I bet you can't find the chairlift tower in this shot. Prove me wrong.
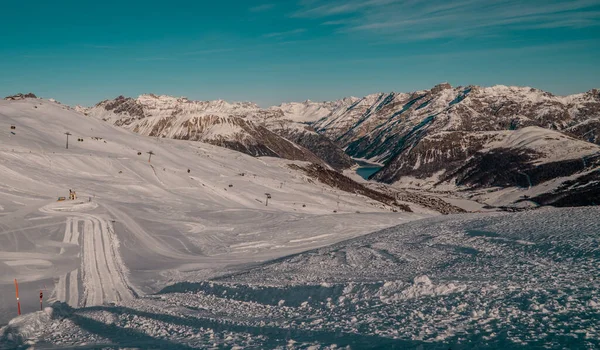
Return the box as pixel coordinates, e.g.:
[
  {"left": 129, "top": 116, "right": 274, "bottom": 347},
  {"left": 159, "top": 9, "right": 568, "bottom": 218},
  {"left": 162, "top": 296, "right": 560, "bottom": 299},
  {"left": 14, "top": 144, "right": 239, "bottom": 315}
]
[{"left": 64, "top": 132, "right": 72, "bottom": 149}]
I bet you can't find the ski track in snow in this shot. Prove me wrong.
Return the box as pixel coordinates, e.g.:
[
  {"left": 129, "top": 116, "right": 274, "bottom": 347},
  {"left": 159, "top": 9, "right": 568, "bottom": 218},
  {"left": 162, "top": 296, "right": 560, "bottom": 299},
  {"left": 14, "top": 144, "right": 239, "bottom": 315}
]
[
  {"left": 80, "top": 214, "right": 135, "bottom": 307},
  {"left": 46, "top": 203, "right": 135, "bottom": 308}
]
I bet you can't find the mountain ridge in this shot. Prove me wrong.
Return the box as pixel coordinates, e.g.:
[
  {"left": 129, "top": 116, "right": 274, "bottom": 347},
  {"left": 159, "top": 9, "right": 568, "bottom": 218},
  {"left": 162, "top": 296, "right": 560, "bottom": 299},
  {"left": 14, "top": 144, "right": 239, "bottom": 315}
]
[
  {"left": 80, "top": 94, "right": 336, "bottom": 168},
  {"left": 8, "top": 83, "right": 599, "bottom": 208}
]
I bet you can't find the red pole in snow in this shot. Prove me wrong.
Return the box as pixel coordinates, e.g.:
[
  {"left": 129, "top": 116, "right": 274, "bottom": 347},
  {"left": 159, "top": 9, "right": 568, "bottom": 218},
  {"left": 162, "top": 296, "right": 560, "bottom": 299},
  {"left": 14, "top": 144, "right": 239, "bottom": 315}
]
[
  {"left": 40, "top": 290, "right": 43, "bottom": 311},
  {"left": 14, "top": 279, "right": 21, "bottom": 316}
]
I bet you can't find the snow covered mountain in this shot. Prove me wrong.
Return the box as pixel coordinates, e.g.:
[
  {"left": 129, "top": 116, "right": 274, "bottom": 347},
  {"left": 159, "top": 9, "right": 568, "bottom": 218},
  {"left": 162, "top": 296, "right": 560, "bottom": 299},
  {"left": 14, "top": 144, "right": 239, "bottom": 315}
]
[
  {"left": 83, "top": 94, "right": 354, "bottom": 170},
  {"left": 271, "top": 84, "right": 600, "bottom": 205},
  {"left": 271, "top": 97, "right": 360, "bottom": 123},
  {"left": 263, "top": 122, "right": 355, "bottom": 170},
  {"left": 70, "top": 84, "right": 600, "bottom": 205},
  {"left": 380, "top": 126, "right": 600, "bottom": 205},
  {"left": 1, "top": 95, "right": 599, "bottom": 349},
  {"left": 286, "top": 84, "right": 600, "bottom": 164}
]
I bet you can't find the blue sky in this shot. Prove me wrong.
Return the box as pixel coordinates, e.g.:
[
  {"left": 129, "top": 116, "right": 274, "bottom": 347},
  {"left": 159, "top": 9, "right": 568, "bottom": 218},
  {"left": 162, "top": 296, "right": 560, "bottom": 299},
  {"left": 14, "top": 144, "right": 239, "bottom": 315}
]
[{"left": 0, "top": 0, "right": 598, "bottom": 106}]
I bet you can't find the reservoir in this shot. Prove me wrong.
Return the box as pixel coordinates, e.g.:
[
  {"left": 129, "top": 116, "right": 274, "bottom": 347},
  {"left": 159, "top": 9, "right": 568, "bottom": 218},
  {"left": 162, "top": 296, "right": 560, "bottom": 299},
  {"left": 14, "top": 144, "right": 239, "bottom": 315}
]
[{"left": 355, "top": 160, "right": 383, "bottom": 180}]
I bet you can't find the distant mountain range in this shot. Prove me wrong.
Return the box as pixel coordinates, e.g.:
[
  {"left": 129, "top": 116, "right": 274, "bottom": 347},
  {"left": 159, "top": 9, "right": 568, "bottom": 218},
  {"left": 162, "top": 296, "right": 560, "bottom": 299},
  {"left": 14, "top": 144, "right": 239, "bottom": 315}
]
[
  {"left": 299, "top": 84, "right": 599, "bottom": 183},
  {"left": 78, "top": 94, "right": 355, "bottom": 170},
  {"left": 8, "top": 83, "right": 600, "bottom": 207}
]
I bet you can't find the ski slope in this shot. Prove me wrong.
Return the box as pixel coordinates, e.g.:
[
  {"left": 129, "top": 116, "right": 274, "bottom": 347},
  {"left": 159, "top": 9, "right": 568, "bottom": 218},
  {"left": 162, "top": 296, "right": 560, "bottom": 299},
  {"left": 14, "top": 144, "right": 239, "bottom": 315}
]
[
  {"left": 2, "top": 206, "right": 598, "bottom": 348},
  {"left": 39, "top": 202, "right": 136, "bottom": 308},
  {"left": 1, "top": 97, "right": 597, "bottom": 349},
  {"left": 0, "top": 97, "right": 426, "bottom": 326}
]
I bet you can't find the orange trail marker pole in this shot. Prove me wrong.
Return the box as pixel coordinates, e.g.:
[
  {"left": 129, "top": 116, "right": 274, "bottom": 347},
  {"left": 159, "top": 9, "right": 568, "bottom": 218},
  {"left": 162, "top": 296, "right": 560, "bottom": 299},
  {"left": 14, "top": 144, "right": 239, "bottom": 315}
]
[{"left": 14, "top": 279, "right": 21, "bottom": 316}]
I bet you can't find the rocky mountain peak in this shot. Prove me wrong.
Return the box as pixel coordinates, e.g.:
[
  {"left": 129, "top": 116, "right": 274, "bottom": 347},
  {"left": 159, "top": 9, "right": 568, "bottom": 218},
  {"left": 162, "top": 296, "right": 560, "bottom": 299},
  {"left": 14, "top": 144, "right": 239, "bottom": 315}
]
[
  {"left": 430, "top": 82, "right": 452, "bottom": 94},
  {"left": 4, "top": 93, "right": 37, "bottom": 100},
  {"left": 587, "top": 88, "right": 600, "bottom": 98}
]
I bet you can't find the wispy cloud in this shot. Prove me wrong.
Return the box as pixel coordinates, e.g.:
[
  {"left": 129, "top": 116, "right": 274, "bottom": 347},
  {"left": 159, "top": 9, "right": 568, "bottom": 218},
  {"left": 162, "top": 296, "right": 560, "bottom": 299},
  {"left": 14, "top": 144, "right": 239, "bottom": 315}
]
[
  {"left": 292, "top": 0, "right": 396, "bottom": 17},
  {"left": 250, "top": 3, "right": 275, "bottom": 12},
  {"left": 134, "top": 48, "right": 234, "bottom": 62},
  {"left": 293, "top": 0, "right": 600, "bottom": 39},
  {"left": 322, "top": 19, "right": 348, "bottom": 26},
  {"left": 263, "top": 28, "right": 306, "bottom": 38}
]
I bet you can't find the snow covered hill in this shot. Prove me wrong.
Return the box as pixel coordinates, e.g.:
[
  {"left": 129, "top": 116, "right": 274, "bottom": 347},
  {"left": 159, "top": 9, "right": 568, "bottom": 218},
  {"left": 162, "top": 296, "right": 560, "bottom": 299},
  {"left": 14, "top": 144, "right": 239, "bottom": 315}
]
[
  {"left": 83, "top": 94, "right": 355, "bottom": 170},
  {"left": 0, "top": 96, "right": 433, "bottom": 327}
]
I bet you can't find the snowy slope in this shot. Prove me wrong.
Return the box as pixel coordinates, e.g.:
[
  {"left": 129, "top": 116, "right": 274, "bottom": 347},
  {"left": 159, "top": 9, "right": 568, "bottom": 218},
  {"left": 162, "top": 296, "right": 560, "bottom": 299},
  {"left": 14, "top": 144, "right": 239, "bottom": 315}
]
[
  {"left": 306, "top": 84, "right": 600, "bottom": 163},
  {"left": 271, "top": 85, "right": 600, "bottom": 176},
  {"left": 0, "top": 97, "right": 429, "bottom": 326},
  {"left": 81, "top": 84, "right": 600, "bottom": 175},
  {"left": 2, "top": 206, "right": 598, "bottom": 348},
  {"left": 84, "top": 94, "right": 356, "bottom": 170},
  {"left": 382, "top": 126, "right": 599, "bottom": 182},
  {"left": 272, "top": 97, "right": 360, "bottom": 123},
  {"left": 83, "top": 95, "right": 329, "bottom": 166},
  {"left": 379, "top": 127, "right": 600, "bottom": 207},
  {"left": 483, "top": 126, "right": 598, "bottom": 163}
]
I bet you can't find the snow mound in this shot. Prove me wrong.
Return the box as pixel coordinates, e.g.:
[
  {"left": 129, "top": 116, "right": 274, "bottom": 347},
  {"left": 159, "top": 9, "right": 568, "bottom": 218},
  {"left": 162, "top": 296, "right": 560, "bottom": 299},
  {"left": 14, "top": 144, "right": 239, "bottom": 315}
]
[
  {"left": 0, "top": 309, "right": 53, "bottom": 346},
  {"left": 393, "top": 275, "right": 466, "bottom": 301}
]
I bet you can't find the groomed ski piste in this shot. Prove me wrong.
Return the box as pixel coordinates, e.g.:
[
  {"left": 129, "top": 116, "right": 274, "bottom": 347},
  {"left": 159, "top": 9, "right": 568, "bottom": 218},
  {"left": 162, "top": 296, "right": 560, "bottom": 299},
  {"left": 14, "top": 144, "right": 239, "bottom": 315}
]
[{"left": 0, "top": 98, "right": 598, "bottom": 349}]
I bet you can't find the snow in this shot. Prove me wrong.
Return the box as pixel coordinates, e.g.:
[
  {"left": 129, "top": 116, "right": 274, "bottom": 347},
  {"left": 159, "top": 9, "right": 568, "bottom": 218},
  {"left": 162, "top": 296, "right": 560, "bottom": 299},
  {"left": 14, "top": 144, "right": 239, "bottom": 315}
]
[
  {"left": 273, "top": 101, "right": 333, "bottom": 123},
  {"left": 0, "top": 97, "right": 598, "bottom": 348},
  {"left": 484, "top": 126, "right": 599, "bottom": 163},
  {"left": 0, "top": 97, "right": 425, "bottom": 324},
  {"left": 2, "top": 206, "right": 598, "bottom": 348},
  {"left": 84, "top": 94, "right": 278, "bottom": 148},
  {"left": 273, "top": 96, "right": 363, "bottom": 124},
  {"left": 413, "top": 190, "right": 493, "bottom": 213},
  {"left": 134, "top": 94, "right": 261, "bottom": 116}
]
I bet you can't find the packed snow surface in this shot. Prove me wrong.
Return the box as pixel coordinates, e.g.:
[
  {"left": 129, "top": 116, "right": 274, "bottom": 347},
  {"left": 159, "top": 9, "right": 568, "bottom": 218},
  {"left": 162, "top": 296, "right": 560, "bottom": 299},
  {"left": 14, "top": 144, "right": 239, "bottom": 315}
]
[{"left": 2, "top": 207, "right": 598, "bottom": 349}]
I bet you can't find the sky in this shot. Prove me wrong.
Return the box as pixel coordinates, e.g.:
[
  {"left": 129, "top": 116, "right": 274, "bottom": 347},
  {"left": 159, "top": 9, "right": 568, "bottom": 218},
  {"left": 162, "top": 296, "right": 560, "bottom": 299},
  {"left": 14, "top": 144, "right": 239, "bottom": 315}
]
[{"left": 0, "top": 0, "right": 599, "bottom": 107}]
